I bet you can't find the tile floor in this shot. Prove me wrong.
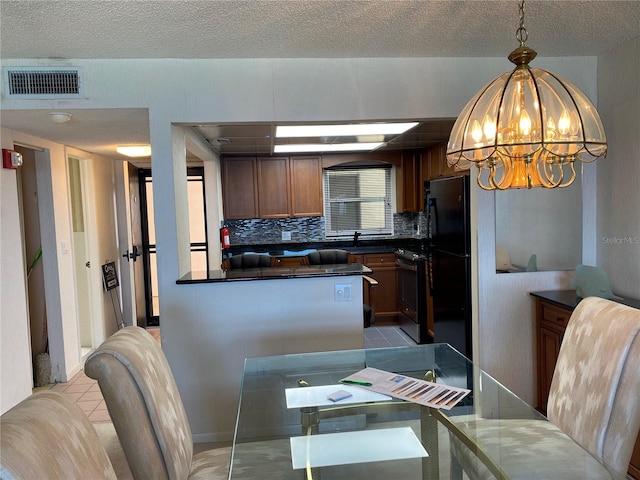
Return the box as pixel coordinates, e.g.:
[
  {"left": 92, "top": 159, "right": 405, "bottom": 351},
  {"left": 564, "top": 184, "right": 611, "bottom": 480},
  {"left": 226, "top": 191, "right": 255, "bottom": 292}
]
[
  {"left": 41, "top": 327, "right": 161, "bottom": 424},
  {"left": 364, "top": 325, "right": 417, "bottom": 348},
  {"left": 45, "top": 325, "right": 413, "bottom": 424}
]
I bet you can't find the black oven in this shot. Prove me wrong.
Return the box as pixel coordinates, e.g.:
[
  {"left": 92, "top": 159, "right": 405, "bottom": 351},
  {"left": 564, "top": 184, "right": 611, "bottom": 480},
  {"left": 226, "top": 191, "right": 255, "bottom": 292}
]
[{"left": 396, "top": 249, "right": 430, "bottom": 344}]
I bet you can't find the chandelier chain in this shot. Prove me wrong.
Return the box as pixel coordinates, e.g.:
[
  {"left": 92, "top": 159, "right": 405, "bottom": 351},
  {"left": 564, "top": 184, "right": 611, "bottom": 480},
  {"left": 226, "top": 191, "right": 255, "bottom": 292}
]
[{"left": 516, "top": 0, "right": 528, "bottom": 45}]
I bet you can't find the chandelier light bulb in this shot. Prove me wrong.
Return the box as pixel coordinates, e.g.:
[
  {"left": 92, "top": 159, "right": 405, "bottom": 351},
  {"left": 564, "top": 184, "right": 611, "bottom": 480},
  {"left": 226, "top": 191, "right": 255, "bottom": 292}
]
[
  {"left": 519, "top": 109, "right": 532, "bottom": 136},
  {"left": 483, "top": 116, "right": 497, "bottom": 142},
  {"left": 558, "top": 110, "right": 571, "bottom": 135},
  {"left": 471, "top": 120, "right": 483, "bottom": 144}
]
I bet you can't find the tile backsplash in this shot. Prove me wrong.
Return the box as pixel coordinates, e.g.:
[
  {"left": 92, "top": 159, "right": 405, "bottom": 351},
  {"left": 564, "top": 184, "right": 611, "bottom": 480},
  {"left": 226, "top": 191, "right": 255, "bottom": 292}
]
[{"left": 224, "top": 213, "right": 427, "bottom": 245}]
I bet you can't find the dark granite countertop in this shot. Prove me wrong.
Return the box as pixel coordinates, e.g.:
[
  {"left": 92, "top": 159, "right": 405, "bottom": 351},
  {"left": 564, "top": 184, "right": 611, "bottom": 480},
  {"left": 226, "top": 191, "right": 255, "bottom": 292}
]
[
  {"left": 530, "top": 289, "right": 640, "bottom": 310},
  {"left": 177, "top": 263, "right": 372, "bottom": 284},
  {"left": 224, "top": 238, "right": 426, "bottom": 258}
]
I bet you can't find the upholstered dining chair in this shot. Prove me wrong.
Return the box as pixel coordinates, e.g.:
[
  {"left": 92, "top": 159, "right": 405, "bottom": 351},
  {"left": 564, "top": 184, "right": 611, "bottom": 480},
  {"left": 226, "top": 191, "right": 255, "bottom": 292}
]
[
  {"left": 450, "top": 296, "right": 640, "bottom": 479},
  {"left": 85, "top": 326, "right": 230, "bottom": 480},
  {"left": 221, "top": 253, "right": 274, "bottom": 270},
  {"left": 305, "top": 248, "right": 350, "bottom": 265},
  {"left": 1, "top": 390, "right": 118, "bottom": 480}
]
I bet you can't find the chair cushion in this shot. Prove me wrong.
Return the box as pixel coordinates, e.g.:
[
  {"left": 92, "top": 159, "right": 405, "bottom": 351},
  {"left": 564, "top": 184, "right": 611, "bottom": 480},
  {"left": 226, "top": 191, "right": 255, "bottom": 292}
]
[
  {"left": 94, "top": 422, "right": 135, "bottom": 480},
  {"left": 229, "top": 254, "right": 272, "bottom": 269},
  {"left": 85, "top": 326, "right": 193, "bottom": 480},
  {"left": 1, "top": 391, "right": 117, "bottom": 480},
  {"left": 188, "top": 446, "right": 231, "bottom": 479},
  {"left": 448, "top": 417, "right": 615, "bottom": 480},
  {"left": 307, "top": 249, "right": 349, "bottom": 265}
]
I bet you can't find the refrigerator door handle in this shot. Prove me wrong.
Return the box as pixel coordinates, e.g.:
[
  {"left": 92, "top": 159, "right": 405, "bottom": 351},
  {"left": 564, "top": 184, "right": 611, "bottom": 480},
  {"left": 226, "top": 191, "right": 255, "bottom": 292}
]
[
  {"left": 427, "top": 198, "right": 438, "bottom": 242},
  {"left": 426, "top": 253, "right": 435, "bottom": 295}
]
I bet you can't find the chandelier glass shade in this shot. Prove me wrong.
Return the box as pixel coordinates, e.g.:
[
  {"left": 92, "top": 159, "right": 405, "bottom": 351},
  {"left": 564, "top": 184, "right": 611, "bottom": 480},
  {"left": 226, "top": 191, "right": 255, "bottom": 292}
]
[{"left": 446, "top": 6, "right": 607, "bottom": 190}]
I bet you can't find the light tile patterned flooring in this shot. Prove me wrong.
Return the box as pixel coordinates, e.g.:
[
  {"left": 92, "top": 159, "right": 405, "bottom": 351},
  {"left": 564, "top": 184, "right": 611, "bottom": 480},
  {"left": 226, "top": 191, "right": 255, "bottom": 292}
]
[
  {"left": 45, "top": 326, "right": 412, "bottom": 424},
  {"left": 364, "top": 325, "right": 417, "bottom": 348},
  {"left": 40, "top": 327, "right": 161, "bottom": 424}
]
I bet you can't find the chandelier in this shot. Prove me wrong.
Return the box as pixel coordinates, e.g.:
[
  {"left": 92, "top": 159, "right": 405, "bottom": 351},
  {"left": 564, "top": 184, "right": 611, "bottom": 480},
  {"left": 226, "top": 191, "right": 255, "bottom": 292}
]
[{"left": 446, "top": 0, "right": 607, "bottom": 190}]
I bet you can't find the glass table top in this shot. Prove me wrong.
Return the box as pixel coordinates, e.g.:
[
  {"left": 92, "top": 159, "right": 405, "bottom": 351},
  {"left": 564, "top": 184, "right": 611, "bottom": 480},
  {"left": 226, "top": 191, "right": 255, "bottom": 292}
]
[{"left": 229, "top": 344, "right": 623, "bottom": 479}]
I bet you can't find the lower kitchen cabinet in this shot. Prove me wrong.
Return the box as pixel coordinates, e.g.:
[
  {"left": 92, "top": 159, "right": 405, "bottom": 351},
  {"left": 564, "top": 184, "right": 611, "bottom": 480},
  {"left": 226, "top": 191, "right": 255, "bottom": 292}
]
[
  {"left": 363, "top": 253, "right": 398, "bottom": 324},
  {"left": 532, "top": 292, "right": 640, "bottom": 479}
]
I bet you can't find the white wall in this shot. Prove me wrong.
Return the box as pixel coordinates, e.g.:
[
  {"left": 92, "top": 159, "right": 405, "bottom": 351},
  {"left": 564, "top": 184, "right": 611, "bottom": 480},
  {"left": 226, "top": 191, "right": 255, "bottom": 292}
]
[
  {"left": 1, "top": 56, "right": 601, "bottom": 426},
  {"left": 0, "top": 129, "right": 125, "bottom": 412},
  {"left": 597, "top": 36, "right": 640, "bottom": 299},
  {"left": 0, "top": 141, "right": 32, "bottom": 413}
]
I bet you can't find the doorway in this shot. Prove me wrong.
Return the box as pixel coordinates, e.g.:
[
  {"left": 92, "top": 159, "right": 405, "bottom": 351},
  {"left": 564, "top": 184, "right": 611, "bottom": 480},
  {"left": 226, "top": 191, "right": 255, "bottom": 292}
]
[
  {"left": 17, "top": 145, "right": 47, "bottom": 383},
  {"left": 68, "top": 155, "right": 96, "bottom": 357},
  {"left": 138, "top": 166, "right": 209, "bottom": 327}
]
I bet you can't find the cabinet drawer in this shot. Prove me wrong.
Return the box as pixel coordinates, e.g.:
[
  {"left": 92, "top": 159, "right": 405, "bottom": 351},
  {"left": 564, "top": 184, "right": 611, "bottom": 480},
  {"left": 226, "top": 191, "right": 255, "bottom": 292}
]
[
  {"left": 363, "top": 253, "right": 396, "bottom": 267},
  {"left": 272, "top": 256, "right": 305, "bottom": 267},
  {"left": 540, "top": 302, "right": 572, "bottom": 330}
]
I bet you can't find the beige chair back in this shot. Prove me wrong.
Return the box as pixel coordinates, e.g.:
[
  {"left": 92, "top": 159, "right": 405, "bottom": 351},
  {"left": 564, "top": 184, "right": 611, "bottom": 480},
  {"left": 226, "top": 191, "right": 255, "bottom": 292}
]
[
  {"left": 1, "top": 391, "right": 117, "bottom": 480},
  {"left": 548, "top": 296, "right": 640, "bottom": 474},
  {"left": 85, "top": 326, "right": 193, "bottom": 480}
]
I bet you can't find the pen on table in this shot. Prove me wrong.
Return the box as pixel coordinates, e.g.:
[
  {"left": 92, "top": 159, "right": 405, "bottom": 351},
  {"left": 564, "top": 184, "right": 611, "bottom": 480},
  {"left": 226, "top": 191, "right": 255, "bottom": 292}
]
[{"left": 340, "top": 380, "right": 373, "bottom": 386}]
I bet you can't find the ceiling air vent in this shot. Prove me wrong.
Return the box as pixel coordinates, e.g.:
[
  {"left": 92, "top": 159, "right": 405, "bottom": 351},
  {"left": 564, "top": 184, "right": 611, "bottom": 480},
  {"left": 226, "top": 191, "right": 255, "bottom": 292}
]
[{"left": 3, "top": 66, "right": 84, "bottom": 99}]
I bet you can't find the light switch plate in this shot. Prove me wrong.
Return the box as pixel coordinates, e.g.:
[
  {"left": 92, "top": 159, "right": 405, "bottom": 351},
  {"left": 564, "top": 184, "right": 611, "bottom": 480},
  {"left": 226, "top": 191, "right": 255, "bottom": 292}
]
[{"left": 334, "top": 284, "right": 352, "bottom": 302}]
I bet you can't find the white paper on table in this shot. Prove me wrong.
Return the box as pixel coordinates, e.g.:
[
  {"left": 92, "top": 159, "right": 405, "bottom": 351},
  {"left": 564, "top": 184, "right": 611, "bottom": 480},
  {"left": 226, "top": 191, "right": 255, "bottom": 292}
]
[
  {"left": 290, "top": 427, "right": 428, "bottom": 469},
  {"left": 341, "top": 367, "right": 471, "bottom": 410},
  {"left": 285, "top": 384, "right": 391, "bottom": 409}
]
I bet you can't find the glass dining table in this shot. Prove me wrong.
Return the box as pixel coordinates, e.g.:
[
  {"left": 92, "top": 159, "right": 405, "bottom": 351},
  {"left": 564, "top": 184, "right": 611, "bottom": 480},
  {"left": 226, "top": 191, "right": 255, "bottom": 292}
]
[{"left": 229, "top": 344, "right": 623, "bottom": 479}]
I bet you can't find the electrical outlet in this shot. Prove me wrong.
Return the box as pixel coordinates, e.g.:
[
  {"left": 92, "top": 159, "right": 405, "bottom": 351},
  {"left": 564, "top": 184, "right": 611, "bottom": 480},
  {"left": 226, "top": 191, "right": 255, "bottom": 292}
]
[
  {"left": 282, "top": 231, "right": 292, "bottom": 241},
  {"left": 334, "top": 283, "right": 352, "bottom": 302}
]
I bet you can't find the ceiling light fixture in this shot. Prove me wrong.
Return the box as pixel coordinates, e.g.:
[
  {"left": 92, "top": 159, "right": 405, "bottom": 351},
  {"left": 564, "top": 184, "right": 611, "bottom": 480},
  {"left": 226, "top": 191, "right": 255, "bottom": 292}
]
[
  {"left": 49, "top": 112, "right": 72, "bottom": 123},
  {"left": 116, "top": 145, "right": 151, "bottom": 157},
  {"left": 274, "top": 143, "right": 384, "bottom": 153},
  {"left": 446, "top": 0, "right": 607, "bottom": 190},
  {"left": 275, "top": 122, "right": 418, "bottom": 138}
]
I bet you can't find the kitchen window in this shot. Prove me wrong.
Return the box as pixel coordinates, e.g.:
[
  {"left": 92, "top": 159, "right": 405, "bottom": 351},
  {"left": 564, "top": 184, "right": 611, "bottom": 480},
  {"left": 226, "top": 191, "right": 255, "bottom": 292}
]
[{"left": 324, "top": 165, "right": 392, "bottom": 237}]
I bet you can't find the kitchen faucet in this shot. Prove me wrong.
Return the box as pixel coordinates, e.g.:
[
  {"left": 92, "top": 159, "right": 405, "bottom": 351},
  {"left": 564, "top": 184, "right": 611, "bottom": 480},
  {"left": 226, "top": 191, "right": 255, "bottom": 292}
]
[{"left": 353, "top": 231, "right": 361, "bottom": 246}]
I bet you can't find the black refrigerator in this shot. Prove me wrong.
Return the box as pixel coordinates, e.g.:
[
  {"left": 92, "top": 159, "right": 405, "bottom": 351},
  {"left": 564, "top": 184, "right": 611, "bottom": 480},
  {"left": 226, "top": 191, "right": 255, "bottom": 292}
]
[{"left": 426, "top": 176, "right": 472, "bottom": 359}]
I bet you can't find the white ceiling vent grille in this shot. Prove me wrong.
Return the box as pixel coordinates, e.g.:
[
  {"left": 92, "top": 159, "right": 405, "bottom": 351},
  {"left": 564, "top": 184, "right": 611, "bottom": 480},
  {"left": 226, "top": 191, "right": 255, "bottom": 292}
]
[{"left": 3, "top": 67, "right": 84, "bottom": 99}]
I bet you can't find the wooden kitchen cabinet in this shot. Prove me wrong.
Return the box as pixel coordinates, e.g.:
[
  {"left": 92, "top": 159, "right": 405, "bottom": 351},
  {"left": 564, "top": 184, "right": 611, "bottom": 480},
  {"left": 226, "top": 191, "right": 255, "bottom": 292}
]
[
  {"left": 426, "top": 143, "right": 450, "bottom": 179},
  {"left": 363, "top": 253, "right": 398, "bottom": 324},
  {"left": 534, "top": 299, "right": 571, "bottom": 412},
  {"left": 257, "top": 157, "right": 290, "bottom": 218},
  {"left": 222, "top": 156, "right": 322, "bottom": 219},
  {"left": 290, "top": 156, "right": 322, "bottom": 217},
  {"left": 222, "top": 157, "right": 258, "bottom": 219},
  {"left": 399, "top": 150, "right": 422, "bottom": 213},
  {"left": 532, "top": 291, "right": 640, "bottom": 479}
]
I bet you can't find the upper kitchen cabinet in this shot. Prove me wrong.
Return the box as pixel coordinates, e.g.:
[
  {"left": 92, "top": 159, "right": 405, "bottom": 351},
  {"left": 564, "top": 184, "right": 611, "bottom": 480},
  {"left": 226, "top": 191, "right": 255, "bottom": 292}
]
[
  {"left": 290, "top": 156, "right": 323, "bottom": 217},
  {"left": 222, "top": 156, "right": 323, "bottom": 219},
  {"left": 257, "top": 157, "right": 290, "bottom": 218},
  {"left": 426, "top": 143, "right": 459, "bottom": 180},
  {"left": 399, "top": 150, "right": 422, "bottom": 213},
  {"left": 222, "top": 157, "right": 258, "bottom": 219}
]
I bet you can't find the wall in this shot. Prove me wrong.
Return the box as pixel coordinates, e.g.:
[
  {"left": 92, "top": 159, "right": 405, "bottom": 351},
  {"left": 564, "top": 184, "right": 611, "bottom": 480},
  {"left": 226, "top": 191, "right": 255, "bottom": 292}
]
[
  {"left": 1, "top": 56, "right": 600, "bottom": 429},
  {"left": 597, "top": 36, "right": 640, "bottom": 299},
  {"left": 0, "top": 128, "right": 125, "bottom": 412},
  {"left": 1, "top": 139, "right": 32, "bottom": 413}
]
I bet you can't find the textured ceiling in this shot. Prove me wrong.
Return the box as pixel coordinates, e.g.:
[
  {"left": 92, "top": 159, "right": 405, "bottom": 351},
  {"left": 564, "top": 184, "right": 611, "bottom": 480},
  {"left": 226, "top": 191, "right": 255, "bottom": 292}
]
[
  {"left": 1, "top": 1, "right": 638, "bottom": 164},
  {"left": 2, "top": 1, "right": 639, "bottom": 59}
]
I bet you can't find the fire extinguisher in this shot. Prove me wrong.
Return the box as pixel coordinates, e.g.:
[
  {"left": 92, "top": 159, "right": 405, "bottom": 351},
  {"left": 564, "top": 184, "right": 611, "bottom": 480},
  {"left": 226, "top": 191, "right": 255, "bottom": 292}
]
[{"left": 220, "top": 225, "right": 231, "bottom": 249}]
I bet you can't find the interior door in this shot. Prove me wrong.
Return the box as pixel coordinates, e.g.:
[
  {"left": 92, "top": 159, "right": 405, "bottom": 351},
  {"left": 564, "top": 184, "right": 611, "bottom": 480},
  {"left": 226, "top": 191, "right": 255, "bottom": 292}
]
[{"left": 128, "top": 163, "right": 146, "bottom": 327}]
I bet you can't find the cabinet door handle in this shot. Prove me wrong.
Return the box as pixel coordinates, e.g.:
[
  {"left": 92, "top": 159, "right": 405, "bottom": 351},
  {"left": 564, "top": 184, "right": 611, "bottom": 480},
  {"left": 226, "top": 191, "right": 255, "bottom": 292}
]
[{"left": 556, "top": 317, "right": 564, "bottom": 322}]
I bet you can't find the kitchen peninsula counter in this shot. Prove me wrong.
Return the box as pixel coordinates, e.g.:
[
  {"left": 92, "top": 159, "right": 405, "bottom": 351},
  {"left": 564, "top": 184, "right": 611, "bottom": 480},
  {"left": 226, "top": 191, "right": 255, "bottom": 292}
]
[{"left": 177, "top": 263, "right": 371, "bottom": 284}]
